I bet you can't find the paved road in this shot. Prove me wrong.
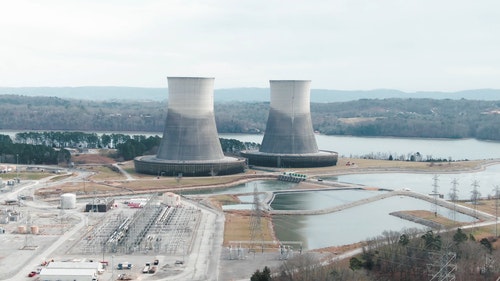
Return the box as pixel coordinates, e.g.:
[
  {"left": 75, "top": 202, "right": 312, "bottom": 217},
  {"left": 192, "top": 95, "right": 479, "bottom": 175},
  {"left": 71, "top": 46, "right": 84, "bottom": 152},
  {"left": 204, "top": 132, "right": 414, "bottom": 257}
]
[{"left": 156, "top": 199, "right": 223, "bottom": 281}]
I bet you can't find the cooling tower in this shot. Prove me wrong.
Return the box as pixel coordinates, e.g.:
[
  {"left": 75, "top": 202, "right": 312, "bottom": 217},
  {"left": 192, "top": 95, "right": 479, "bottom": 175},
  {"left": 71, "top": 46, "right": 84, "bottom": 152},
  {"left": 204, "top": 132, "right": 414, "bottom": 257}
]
[
  {"left": 241, "top": 80, "right": 338, "bottom": 168},
  {"left": 134, "top": 77, "right": 245, "bottom": 176},
  {"left": 260, "top": 80, "right": 318, "bottom": 154},
  {"left": 156, "top": 77, "right": 224, "bottom": 161}
]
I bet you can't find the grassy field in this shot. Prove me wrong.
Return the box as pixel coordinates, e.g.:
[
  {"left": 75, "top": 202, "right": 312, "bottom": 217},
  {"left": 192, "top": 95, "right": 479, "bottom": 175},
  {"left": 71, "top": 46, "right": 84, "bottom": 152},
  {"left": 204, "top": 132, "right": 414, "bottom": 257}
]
[
  {"left": 1, "top": 171, "right": 51, "bottom": 181},
  {"left": 294, "top": 158, "right": 487, "bottom": 177},
  {"left": 85, "top": 165, "right": 125, "bottom": 181},
  {"left": 399, "top": 210, "right": 464, "bottom": 228}
]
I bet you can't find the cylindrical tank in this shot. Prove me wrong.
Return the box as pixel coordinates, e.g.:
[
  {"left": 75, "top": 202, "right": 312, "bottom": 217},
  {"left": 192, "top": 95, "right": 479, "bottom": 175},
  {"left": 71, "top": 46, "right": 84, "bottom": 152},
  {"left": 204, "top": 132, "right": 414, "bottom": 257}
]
[
  {"left": 156, "top": 77, "right": 225, "bottom": 161},
  {"left": 30, "top": 225, "right": 39, "bottom": 234},
  {"left": 60, "top": 193, "right": 76, "bottom": 209},
  {"left": 260, "top": 80, "right": 319, "bottom": 154},
  {"left": 18, "top": 225, "right": 26, "bottom": 234}
]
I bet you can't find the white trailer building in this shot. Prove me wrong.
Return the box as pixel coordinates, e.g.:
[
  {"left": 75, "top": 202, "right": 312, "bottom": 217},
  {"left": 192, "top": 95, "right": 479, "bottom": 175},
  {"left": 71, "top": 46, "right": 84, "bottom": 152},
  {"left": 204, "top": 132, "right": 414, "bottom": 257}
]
[
  {"left": 38, "top": 268, "right": 98, "bottom": 281},
  {"left": 47, "top": 261, "right": 102, "bottom": 272}
]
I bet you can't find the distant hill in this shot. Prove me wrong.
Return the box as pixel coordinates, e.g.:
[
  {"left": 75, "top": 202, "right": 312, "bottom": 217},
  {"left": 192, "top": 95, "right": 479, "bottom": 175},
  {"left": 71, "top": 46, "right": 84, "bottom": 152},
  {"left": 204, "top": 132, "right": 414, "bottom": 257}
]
[{"left": 0, "top": 86, "right": 499, "bottom": 102}]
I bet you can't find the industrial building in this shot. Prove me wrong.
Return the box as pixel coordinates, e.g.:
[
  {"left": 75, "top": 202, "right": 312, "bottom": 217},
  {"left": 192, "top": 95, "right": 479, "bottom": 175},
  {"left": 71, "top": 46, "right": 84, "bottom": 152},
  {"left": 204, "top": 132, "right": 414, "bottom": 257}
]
[
  {"left": 85, "top": 198, "right": 115, "bottom": 212},
  {"left": 241, "top": 80, "right": 338, "bottom": 167},
  {"left": 38, "top": 261, "right": 102, "bottom": 281},
  {"left": 38, "top": 268, "right": 98, "bottom": 281},
  {"left": 134, "top": 77, "right": 246, "bottom": 176}
]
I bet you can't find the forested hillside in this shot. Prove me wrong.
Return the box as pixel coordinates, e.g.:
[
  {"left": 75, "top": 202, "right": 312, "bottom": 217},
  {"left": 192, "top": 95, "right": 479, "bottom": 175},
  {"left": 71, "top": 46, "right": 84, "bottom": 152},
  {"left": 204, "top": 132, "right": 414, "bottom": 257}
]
[
  {"left": 2, "top": 87, "right": 500, "bottom": 102},
  {"left": 1, "top": 95, "right": 499, "bottom": 140}
]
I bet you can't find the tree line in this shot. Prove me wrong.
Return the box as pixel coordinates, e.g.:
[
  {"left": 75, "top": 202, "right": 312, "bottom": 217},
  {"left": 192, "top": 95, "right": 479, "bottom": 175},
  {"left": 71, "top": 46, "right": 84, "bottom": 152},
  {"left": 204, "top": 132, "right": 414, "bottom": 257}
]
[
  {"left": 0, "top": 134, "right": 70, "bottom": 165},
  {"left": 1, "top": 95, "right": 499, "bottom": 140},
  {"left": 250, "top": 227, "right": 500, "bottom": 280},
  {"left": 1, "top": 131, "right": 259, "bottom": 163}
]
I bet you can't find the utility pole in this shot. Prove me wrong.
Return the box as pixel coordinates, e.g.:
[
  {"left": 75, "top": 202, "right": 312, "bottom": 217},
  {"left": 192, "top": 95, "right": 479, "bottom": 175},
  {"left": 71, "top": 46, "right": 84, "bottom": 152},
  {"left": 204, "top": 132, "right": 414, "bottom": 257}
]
[
  {"left": 471, "top": 179, "right": 481, "bottom": 229},
  {"left": 250, "top": 185, "right": 264, "bottom": 253},
  {"left": 431, "top": 175, "right": 440, "bottom": 217},
  {"left": 449, "top": 178, "right": 459, "bottom": 223}
]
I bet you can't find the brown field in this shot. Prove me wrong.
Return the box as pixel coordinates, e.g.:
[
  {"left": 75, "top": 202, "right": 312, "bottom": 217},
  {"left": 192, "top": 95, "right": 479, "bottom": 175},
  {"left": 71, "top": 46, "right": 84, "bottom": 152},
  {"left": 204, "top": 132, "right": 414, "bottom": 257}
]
[
  {"left": 462, "top": 199, "right": 500, "bottom": 216},
  {"left": 400, "top": 210, "right": 464, "bottom": 228},
  {"left": 294, "top": 158, "right": 489, "bottom": 177},
  {"left": 3, "top": 171, "right": 50, "bottom": 181},
  {"left": 223, "top": 211, "right": 276, "bottom": 247},
  {"left": 85, "top": 165, "right": 125, "bottom": 181},
  {"left": 211, "top": 194, "right": 240, "bottom": 207},
  {"left": 71, "top": 153, "right": 116, "bottom": 164},
  {"left": 49, "top": 173, "right": 74, "bottom": 181}
]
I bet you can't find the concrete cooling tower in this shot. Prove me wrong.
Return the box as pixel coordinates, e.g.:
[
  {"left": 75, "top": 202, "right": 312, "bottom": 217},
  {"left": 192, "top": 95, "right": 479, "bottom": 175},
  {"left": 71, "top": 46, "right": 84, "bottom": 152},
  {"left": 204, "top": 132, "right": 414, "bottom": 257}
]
[
  {"left": 241, "top": 80, "right": 338, "bottom": 168},
  {"left": 134, "top": 77, "right": 245, "bottom": 176},
  {"left": 260, "top": 80, "right": 318, "bottom": 154}
]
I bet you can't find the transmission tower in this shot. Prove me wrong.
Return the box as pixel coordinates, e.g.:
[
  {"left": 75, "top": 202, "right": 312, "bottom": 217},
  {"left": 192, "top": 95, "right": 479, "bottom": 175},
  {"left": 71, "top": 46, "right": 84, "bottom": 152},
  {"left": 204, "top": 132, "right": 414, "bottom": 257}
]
[
  {"left": 430, "top": 175, "right": 440, "bottom": 217},
  {"left": 449, "top": 178, "right": 459, "bottom": 223},
  {"left": 494, "top": 185, "right": 500, "bottom": 237},
  {"left": 23, "top": 211, "right": 35, "bottom": 249},
  {"left": 470, "top": 179, "right": 481, "bottom": 222},
  {"left": 428, "top": 250, "right": 457, "bottom": 281},
  {"left": 250, "top": 185, "right": 264, "bottom": 252}
]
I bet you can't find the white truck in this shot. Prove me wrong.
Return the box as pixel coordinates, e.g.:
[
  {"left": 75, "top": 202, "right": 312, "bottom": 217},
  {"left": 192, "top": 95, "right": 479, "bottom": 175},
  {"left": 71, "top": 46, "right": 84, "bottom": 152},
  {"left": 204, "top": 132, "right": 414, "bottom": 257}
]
[{"left": 142, "top": 262, "right": 151, "bottom": 273}]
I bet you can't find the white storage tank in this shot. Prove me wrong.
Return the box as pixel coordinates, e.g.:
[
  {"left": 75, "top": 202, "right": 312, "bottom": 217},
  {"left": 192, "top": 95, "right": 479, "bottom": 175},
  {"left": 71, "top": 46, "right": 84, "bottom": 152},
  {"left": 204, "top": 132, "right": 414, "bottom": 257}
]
[{"left": 60, "top": 193, "right": 76, "bottom": 209}]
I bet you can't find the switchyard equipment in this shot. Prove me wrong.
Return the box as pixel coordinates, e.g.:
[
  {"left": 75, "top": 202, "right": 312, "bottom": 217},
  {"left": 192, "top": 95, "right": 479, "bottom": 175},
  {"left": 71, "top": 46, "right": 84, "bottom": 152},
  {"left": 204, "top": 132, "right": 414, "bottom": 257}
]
[
  {"left": 85, "top": 198, "right": 115, "bottom": 212},
  {"left": 76, "top": 194, "right": 200, "bottom": 256}
]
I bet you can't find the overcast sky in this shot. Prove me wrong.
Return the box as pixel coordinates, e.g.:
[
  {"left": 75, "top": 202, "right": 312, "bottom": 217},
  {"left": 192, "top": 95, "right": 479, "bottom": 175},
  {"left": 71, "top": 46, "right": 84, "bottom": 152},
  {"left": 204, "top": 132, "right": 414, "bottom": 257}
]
[{"left": 1, "top": 0, "right": 499, "bottom": 91}]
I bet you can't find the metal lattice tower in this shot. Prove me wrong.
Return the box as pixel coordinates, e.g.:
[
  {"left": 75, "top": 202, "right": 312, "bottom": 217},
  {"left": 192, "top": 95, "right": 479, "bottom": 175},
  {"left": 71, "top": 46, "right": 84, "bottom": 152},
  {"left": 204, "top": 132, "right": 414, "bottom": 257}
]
[
  {"left": 493, "top": 185, "right": 500, "bottom": 237},
  {"left": 449, "top": 178, "right": 459, "bottom": 223},
  {"left": 23, "top": 211, "right": 35, "bottom": 249},
  {"left": 428, "top": 251, "right": 457, "bottom": 281},
  {"left": 431, "top": 175, "right": 440, "bottom": 216},
  {"left": 250, "top": 185, "right": 264, "bottom": 250},
  {"left": 471, "top": 179, "right": 481, "bottom": 222}
]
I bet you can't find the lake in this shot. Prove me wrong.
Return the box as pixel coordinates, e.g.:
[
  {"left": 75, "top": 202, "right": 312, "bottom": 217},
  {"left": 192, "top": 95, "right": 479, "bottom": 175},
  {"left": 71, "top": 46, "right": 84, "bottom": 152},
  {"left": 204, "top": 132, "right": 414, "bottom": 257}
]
[{"left": 220, "top": 133, "right": 500, "bottom": 161}]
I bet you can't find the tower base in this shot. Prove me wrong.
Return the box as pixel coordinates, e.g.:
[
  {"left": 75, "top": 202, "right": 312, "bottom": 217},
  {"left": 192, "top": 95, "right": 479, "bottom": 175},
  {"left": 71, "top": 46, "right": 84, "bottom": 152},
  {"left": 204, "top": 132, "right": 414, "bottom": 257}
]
[
  {"left": 134, "top": 155, "right": 246, "bottom": 177},
  {"left": 240, "top": 150, "right": 338, "bottom": 168}
]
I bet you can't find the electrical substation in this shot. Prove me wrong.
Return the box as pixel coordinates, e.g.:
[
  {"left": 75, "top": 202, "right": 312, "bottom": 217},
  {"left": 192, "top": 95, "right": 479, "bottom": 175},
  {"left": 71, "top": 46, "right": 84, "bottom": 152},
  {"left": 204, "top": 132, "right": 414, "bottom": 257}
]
[{"left": 75, "top": 193, "right": 200, "bottom": 256}]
